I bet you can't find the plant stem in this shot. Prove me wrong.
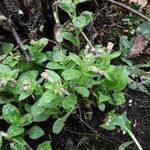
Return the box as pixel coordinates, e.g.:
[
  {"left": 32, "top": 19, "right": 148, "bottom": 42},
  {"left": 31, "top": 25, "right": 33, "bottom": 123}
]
[
  {"left": 73, "top": 7, "right": 80, "bottom": 49},
  {"left": 53, "top": 5, "right": 60, "bottom": 25},
  {"left": 0, "top": 131, "right": 9, "bottom": 139},
  {"left": 11, "top": 26, "right": 30, "bottom": 62},
  {"left": 125, "top": 127, "right": 143, "bottom": 150},
  {"left": 80, "top": 29, "right": 94, "bottom": 49},
  {"left": 65, "top": 107, "right": 75, "bottom": 119}
]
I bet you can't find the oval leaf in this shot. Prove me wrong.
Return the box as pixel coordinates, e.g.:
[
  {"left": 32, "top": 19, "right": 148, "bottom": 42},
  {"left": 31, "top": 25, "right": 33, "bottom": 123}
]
[
  {"left": 72, "top": 16, "right": 87, "bottom": 28},
  {"left": 28, "top": 125, "right": 45, "bottom": 140},
  {"left": 7, "top": 125, "right": 24, "bottom": 138},
  {"left": 37, "top": 141, "right": 52, "bottom": 150},
  {"left": 62, "top": 69, "right": 81, "bottom": 80},
  {"left": 2, "top": 104, "right": 20, "bottom": 125},
  {"left": 62, "top": 95, "right": 77, "bottom": 110},
  {"left": 53, "top": 117, "right": 65, "bottom": 134}
]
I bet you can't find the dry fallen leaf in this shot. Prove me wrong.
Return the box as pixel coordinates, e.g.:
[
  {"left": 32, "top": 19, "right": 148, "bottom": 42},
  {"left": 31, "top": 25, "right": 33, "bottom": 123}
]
[
  {"left": 128, "top": 34, "right": 148, "bottom": 58},
  {"left": 129, "top": 0, "right": 148, "bottom": 9}
]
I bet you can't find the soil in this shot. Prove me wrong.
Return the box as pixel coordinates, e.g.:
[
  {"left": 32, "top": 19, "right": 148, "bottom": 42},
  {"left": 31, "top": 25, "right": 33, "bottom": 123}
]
[
  {"left": 0, "top": 0, "right": 150, "bottom": 150},
  {"left": 24, "top": 89, "right": 150, "bottom": 150}
]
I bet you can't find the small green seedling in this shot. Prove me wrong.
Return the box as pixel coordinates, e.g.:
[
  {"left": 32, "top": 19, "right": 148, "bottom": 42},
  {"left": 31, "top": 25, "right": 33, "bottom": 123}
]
[{"left": 101, "top": 111, "right": 143, "bottom": 150}]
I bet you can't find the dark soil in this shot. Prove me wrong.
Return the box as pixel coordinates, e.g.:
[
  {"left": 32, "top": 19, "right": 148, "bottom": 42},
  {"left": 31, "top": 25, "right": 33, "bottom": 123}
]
[
  {"left": 0, "top": 0, "right": 150, "bottom": 150},
  {"left": 125, "top": 89, "right": 150, "bottom": 150},
  {"left": 24, "top": 89, "right": 150, "bottom": 150}
]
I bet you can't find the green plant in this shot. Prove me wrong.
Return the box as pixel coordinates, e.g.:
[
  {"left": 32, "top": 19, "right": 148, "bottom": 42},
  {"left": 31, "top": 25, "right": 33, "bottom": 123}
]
[
  {"left": 120, "top": 21, "right": 150, "bottom": 95},
  {"left": 0, "top": 0, "right": 143, "bottom": 149},
  {"left": 101, "top": 111, "right": 142, "bottom": 150}
]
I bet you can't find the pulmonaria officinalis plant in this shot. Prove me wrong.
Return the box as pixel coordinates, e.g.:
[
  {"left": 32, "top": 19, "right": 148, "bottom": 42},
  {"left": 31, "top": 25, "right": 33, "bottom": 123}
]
[{"left": 0, "top": 0, "right": 143, "bottom": 149}]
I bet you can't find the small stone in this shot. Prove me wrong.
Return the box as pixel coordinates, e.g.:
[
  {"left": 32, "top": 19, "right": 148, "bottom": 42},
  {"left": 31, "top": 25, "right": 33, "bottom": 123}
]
[{"left": 129, "top": 99, "right": 133, "bottom": 103}]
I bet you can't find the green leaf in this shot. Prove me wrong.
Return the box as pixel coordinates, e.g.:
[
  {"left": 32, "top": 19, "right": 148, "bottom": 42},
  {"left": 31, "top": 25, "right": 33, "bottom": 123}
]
[
  {"left": 112, "top": 92, "right": 125, "bottom": 105},
  {"left": 39, "top": 38, "right": 48, "bottom": 46},
  {"left": 3, "top": 56, "right": 19, "bottom": 67},
  {"left": 36, "top": 53, "right": 47, "bottom": 64},
  {"left": 61, "top": 32, "right": 79, "bottom": 47},
  {"left": 72, "top": 16, "right": 87, "bottom": 28},
  {"left": 103, "top": 112, "right": 144, "bottom": 150},
  {"left": 72, "top": 11, "right": 92, "bottom": 28},
  {"left": 101, "top": 111, "right": 131, "bottom": 132},
  {"left": 28, "top": 125, "right": 45, "bottom": 140},
  {"left": 49, "top": 97, "right": 61, "bottom": 108},
  {"left": 62, "top": 95, "right": 77, "bottom": 110},
  {"left": 2, "top": 104, "right": 20, "bottom": 125},
  {"left": 37, "top": 90, "right": 57, "bottom": 107},
  {"left": 110, "top": 51, "right": 121, "bottom": 59},
  {"left": 12, "top": 135, "right": 25, "bottom": 142},
  {"left": 52, "top": 50, "right": 66, "bottom": 62},
  {"left": 46, "top": 62, "right": 63, "bottom": 70},
  {"left": 2, "top": 43, "right": 14, "bottom": 54},
  {"left": 0, "top": 96, "right": 14, "bottom": 104},
  {"left": 20, "top": 70, "right": 38, "bottom": 80},
  {"left": 33, "top": 111, "right": 50, "bottom": 122},
  {"left": 10, "top": 142, "right": 26, "bottom": 150},
  {"left": 80, "top": 11, "right": 93, "bottom": 25},
  {"left": 19, "top": 93, "right": 31, "bottom": 101},
  {"left": 77, "top": 76, "right": 95, "bottom": 88},
  {"left": 53, "top": 117, "right": 65, "bottom": 134},
  {"left": 27, "top": 38, "right": 48, "bottom": 63},
  {"left": 31, "top": 106, "right": 45, "bottom": 118},
  {"left": 59, "top": 0, "right": 75, "bottom": 13},
  {"left": 98, "top": 92, "right": 110, "bottom": 103},
  {"left": 20, "top": 113, "right": 33, "bottom": 126},
  {"left": 37, "top": 141, "right": 52, "bottom": 150},
  {"left": 69, "top": 53, "right": 84, "bottom": 68},
  {"left": 120, "top": 36, "right": 132, "bottom": 50},
  {"left": 12, "top": 70, "right": 38, "bottom": 100},
  {"left": 0, "top": 64, "right": 11, "bottom": 73},
  {"left": 137, "top": 21, "right": 150, "bottom": 36},
  {"left": 105, "top": 67, "right": 129, "bottom": 92},
  {"left": 7, "top": 125, "right": 24, "bottom": 138},
  {"left": 98, "top": 103, "right": 105, "bottom": 112},
  {"left": 10, "top": 69, "right": 20, "bottom": 79},
  {"left": 31, "top": 107, "right": 50, "bottom": 122},
  {"left": 62, "top": 69, "right": 81, "bottom": 80},
  {"left": 75, "top": 87, "right": 89, "bottom": 97},
  {"left": 45, "top": 70, "right": 61, "bottom": 84},
  {"left": 97, "top": 93, "right": 109, "bottom": 111},
  {"left": 0, "top": 64, "right": 19, "bottom": 80}
]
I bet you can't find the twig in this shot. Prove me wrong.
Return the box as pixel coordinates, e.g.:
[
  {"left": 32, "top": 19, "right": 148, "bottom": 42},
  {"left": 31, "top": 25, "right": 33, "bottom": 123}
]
[
  {"left": 80, "top": 29, "right": 101, "bottom": 54},
  {"left": 94, "top": 0, "right": 99, "bottom": 8},
  {"left": 75, "top": 137, "right": 88, "bottom": 150},
  {"left": 13, "top": 39, "right": 29, "bottom": 51},
  {"left": 106, "top": 0, "right": 150, "bottom": 22},
  {"left": 48, "top": 39, "right": 73, "bottom": 52},
  {"left": 5, "top": 10, "right": 30, "bottom": 61},
  {"left": 25, "top": 143, "right": 34, "bottom": 150},
  {"left": 76, "top": 114, "right": 97, "bottom": 133},
  {"left": 48, "top": 39, "right": 59, "bottom": 45},
  {"left": 64, "top": 128, "right": 91, "bottom": 135},
  {"left": 80, "top": 29, "right": 94, "bottom": 49},
  {"left": 11, "top": 26, "right": 30, "bottom": 62}
]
